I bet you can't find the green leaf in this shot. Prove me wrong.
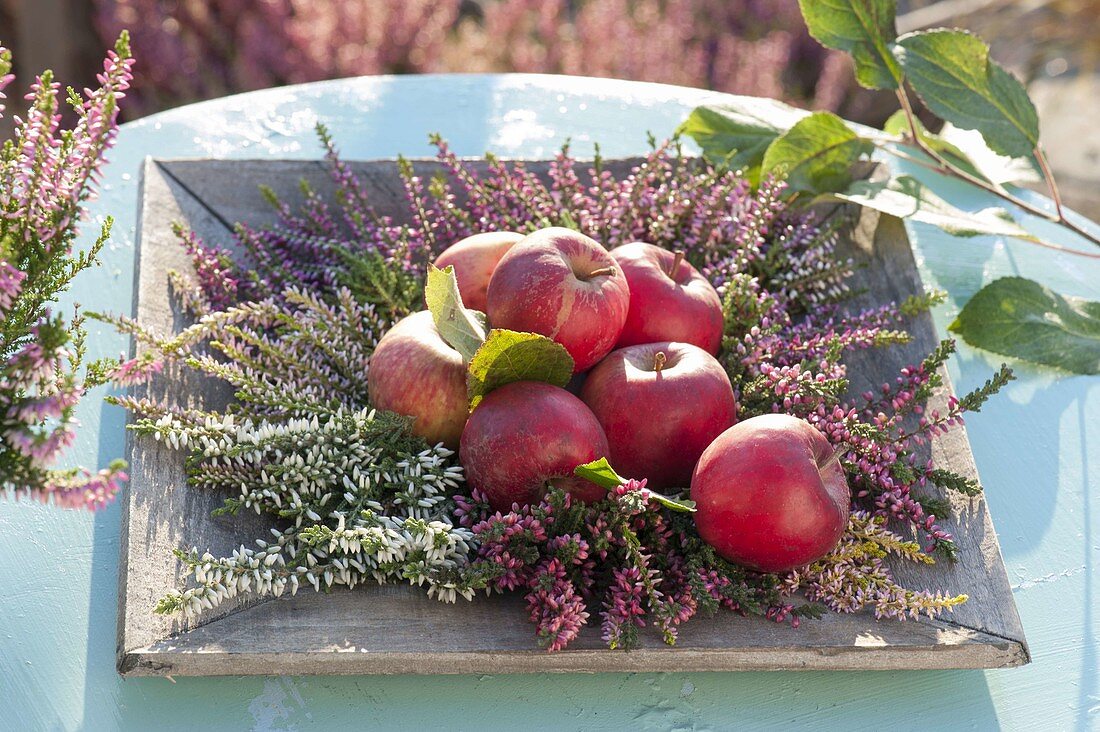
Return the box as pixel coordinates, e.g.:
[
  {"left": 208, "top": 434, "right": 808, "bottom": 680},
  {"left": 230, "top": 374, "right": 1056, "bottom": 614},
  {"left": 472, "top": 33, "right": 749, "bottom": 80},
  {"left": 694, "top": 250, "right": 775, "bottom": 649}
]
[
  {"left": 573, "top": 458, "right": 698, "bottom": 513},
  {"left": 761, "top": 111, "right": 873, "bottom": 193},
  {"left": 798, "top": 0, "right": 902, "bottom": 89},
  {"left": 642, "top": 491, "right": 697, "bottom": 513},
  {"left": 425, "top": 263, "right": 486, "bottom": 362},
  {"left": 466, "top": 329, "right": 574, "bottom": 409},
  {"left": 949, "top": 277, "right": 1100, "bottom": 374},
  {"left": 894, "top": 30, "right": 1040, "bottom": 159},
  {"left": 883, "top": 110, "right": 990, "bottom": 182},
  {"left": 573, "top": 457, "right": 627, "bottom": 491},
  {"left": 678, "top": 105, "right": 785, "bottom": 171},
  {"left": 937, "top": 124, "right": 1041, "bottom": 186},
  {"left": 828, "top": 175, "right": 1037, "bottom": 240}
]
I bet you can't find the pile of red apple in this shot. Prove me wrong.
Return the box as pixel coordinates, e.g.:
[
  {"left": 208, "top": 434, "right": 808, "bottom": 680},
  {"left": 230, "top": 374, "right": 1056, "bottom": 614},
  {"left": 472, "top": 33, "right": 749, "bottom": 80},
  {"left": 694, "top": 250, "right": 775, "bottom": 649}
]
[{"left": 369, "top": 228, "right": 850, "bottom": 573}]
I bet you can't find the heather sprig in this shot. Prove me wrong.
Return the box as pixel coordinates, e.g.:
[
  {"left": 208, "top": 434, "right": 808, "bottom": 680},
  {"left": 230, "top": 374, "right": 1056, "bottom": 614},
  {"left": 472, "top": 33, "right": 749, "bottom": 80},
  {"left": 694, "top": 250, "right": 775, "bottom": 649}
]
[
  {"left": 1, "top": 35, "right": 133, "bottom": 510},
  {"left": 107, "top": 129, "right": 1009, "bottom": 649},
  {"left": 149, "top": 407, "right": 474, "bottom": 617},
  {"left": 785, "top": 513, "right": 969, "bottom": 619}
]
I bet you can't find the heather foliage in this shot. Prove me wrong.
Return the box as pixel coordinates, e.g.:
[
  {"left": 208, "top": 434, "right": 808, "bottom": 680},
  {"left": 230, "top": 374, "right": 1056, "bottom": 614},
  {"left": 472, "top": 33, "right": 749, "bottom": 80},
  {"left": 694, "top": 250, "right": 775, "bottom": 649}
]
[
  {"left": 0, "top": 35, "right": 134, "bottom": 510},
  {"left": 92, "top": 0, "right": 851, "bottom": 117},
  {"left": 102, "top": 127, "right": 1007, "bottom": 649}
]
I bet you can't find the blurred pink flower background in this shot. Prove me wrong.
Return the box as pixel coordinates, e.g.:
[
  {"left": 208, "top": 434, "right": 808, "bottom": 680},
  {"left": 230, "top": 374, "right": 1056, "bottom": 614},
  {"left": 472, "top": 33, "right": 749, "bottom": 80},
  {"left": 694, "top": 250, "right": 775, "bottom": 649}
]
[{"left": 89, "top": 0, "right": 857, "bottom": 117}]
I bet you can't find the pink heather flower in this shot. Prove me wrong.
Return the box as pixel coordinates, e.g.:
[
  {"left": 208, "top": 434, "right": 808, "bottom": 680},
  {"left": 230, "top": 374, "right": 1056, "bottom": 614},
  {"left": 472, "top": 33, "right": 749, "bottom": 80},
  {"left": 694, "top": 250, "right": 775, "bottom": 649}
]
[
  {"left": 612, "top": 478, "right": 649, "bottom": 515},
  {"left": 6, "top": 423, "right": 77, "bottom": 466},
  {"left": 601, "top": 566, "right": 648, "bottom": 649},
  {"left": 36, "top": 464, "right": 128, "bottom": 511},
  {"left": 526, "top": 558, "right": 590, "bottom": 652},
  {"left": 2, "top": 37, "right": 131, "bottom": 512},
  {"left": 0, "top": 260, "right": 27, "bottom": 312},
  {"left": 2, "top": 340, "right": 58, "bottom": 391},
  {"left": 108, "top": 355, "right": 164, "bottom": 386},
  {"left": 7, "top": 389, "right": 80, "bottom": 423}
]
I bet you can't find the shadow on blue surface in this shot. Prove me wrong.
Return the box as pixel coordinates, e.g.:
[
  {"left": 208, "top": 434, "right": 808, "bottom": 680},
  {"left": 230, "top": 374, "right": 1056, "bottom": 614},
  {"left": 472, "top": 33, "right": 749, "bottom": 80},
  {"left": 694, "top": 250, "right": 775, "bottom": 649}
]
[{"left": 100, "top": 669, "right": 1000, "bottom": 731}]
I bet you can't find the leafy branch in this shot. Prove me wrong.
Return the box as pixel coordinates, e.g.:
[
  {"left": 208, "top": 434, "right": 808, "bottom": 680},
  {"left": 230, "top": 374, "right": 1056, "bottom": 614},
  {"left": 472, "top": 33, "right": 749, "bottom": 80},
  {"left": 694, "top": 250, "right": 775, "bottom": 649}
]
[
  {"left": 890, "top": 83, "right": 1099, "bottom": 253},
  {"left": 680, "top": 0, "right": 1100, "bottom": 374}
]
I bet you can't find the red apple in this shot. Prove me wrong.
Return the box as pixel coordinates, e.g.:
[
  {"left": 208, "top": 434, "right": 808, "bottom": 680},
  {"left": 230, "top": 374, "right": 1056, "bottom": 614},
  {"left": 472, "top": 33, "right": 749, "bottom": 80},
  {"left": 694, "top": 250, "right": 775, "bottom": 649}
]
[
  {"left": 580, "top": 342, "right": 736, "bottom": 491},
  {"left": 690, "top": 414, "right": 850, "bottom": 572},
  {"left": 367, "top": 310, "right": 468, "bottom": 449},
  {"left": 611, "top": 242, "right": 723, "bottom": 355},
  {"left": 460, "top": 381, "right": 609, "bottom": 511},
  {"left": 486, "top": 227, "right": 630, "bottom": 372},
  {"left": 433, "top": 231, "right": 524, "bottom": 311}
]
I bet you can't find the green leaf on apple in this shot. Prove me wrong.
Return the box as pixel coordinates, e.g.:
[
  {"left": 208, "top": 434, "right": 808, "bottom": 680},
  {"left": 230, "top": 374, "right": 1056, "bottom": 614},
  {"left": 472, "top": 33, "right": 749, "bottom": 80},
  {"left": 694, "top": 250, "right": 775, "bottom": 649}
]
[
  {"left": 894, "top": 29, "right": 1040, "bottom": 159},
  {"left": 825, "top": 175, "right": 1037, "bottom": 241},
  {"left": 761, "top": 111, "right": 873, "bottom": 194},
  {"left": 573, "top": 458, "right": 697, "bottom": 513},
  {"left": 949, "top": 276, "right": 1100, "bottom": 374},
  {"left": 466, "top": 329, "right": 574, "bottom": 410},
  {"left": 572, "top": 457, "right": 626, "bottom": 490},
  {"left": 797, "top": 0, "right": 902, "bottom": 90},
  {"left": 425, "top": 263, "right": 487, "bottom": 362}
]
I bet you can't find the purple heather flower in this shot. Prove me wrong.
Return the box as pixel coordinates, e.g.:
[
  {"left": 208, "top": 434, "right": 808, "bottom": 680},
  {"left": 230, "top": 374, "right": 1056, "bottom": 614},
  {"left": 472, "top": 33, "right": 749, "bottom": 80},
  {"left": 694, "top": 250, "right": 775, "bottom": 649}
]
[{"left": 0, "top": 261, "right": 27, "bottom": 312}]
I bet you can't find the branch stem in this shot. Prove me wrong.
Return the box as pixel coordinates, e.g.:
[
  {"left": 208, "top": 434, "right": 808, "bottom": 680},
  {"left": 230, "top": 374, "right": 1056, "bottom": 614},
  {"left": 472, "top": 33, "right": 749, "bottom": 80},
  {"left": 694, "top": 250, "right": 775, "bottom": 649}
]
[
  {"left": 1034, "top": 145, "right": 1065, "bottom": 220},
  {"left": 893, "top": 89, "right": 1100, "bottom": 250},
  {"left": 874, "top": 148, "right": 1100, "bottom": 259}
]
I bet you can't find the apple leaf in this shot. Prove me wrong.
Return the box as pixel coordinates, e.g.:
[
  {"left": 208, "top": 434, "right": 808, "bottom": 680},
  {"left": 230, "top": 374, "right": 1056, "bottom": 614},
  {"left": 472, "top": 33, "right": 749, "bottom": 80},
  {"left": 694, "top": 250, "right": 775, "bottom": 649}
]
[
  {"left": 827, "top": 175, "right": 1038, "bottom": 241},
  {"left": 425, "top": 263, "right": 487, "bottom": 362},
  {"left": 466, "top": 329, "right": 574, "bottom": 410},
  {"left": 949, "top": 277, "right": 1100, "bottom": 374},
  {"left": 678, "top": 104, "right": 786, "bottom": 172},
  {"left": 936, "top": 124, "right": 1041, "bottom": 186},
  {"left": 894, "top": 29, "right": 1040, "bottom": 159},
  {"left": 573, "top": 457, "right": 627, "bottom": 490},
  {"left": 882, "top": 110, "right": 990, "bottom": 182},
  {"left": 761, "top": 111, "right": 873, "bottom": 194},
  {"left": 573, "top": 458, "right": 698, "bottom": 513},
  {"left": 797, "top": 0, "right": 902, "bottom": 90},
  {"left": 641, "top": 492, "right": 697, "bottom": 513}
]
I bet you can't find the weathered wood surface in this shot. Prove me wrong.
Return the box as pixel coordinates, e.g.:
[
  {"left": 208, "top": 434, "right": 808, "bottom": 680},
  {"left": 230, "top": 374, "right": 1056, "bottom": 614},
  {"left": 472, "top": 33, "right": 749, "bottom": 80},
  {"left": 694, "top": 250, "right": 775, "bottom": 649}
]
[{"left": 117, "top": 157, "right": 1028, "bottom": 676}]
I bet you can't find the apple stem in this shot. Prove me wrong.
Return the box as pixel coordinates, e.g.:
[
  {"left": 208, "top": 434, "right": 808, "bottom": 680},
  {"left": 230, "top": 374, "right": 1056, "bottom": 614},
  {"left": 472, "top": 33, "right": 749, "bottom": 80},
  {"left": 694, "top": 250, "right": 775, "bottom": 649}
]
[
  {"left": 586, "top": 266, "right": 617, "bottom": 279},
  {"left": 653, "top": 351, "right": 667, "bottom": 372},
  {"left": 665, "top": 250, "right": 685, "bottom": 279}
]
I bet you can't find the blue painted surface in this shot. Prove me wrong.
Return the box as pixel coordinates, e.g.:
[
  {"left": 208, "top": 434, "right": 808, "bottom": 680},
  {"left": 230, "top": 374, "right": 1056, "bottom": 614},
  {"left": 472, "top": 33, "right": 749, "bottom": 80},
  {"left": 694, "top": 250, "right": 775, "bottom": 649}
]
[{"left": 0, "top": 74, "right": 1096, "bottom": 731}]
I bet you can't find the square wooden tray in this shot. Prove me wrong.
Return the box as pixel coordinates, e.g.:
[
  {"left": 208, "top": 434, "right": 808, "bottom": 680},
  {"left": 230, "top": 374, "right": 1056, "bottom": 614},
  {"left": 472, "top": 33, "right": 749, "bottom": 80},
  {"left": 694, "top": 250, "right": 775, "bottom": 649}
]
[{"left": 117, "top": 157, "right": 1029, "bottom": 676}]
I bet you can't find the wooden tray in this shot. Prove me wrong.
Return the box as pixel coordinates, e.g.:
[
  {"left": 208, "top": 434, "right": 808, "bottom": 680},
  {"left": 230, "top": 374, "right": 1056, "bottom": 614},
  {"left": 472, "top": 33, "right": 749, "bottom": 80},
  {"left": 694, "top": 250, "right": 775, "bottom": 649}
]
[{"left": 117, "top": 157, "right": 1029, "bottom": 676}]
